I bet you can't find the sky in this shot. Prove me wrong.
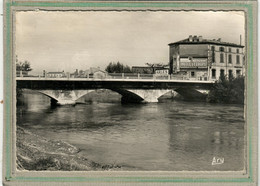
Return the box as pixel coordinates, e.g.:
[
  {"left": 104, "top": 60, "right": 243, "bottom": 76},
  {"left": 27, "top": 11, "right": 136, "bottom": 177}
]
[{"left": 15, "top": 11, "right": 245, "bottom": 75}]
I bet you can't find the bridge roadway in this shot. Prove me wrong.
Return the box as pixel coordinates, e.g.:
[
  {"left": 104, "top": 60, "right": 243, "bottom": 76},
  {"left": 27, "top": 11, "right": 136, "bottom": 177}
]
[{"left": 16, "top": 77, "right": 215, "bottom": 104}]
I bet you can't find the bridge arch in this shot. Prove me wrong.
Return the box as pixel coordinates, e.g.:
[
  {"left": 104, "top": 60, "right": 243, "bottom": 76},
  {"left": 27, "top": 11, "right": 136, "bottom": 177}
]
[
  {"left": 111, "top": 89, "right": 144, "bottom": 103},
  {"left": 174, "top": 87, "right": 208, "bottom": 100},
  {"left": 33, "top": 89, "right": 175, "bottom": 105},
  {"left": 20, "top": 88, "right": 210, "bottom": 105},
  {"left": 112, "top": 89, "right": 173, "bottom": 103},
  {"left": 37, "top": 90, "right": 95, "bottom": 105},
  {"left": 157, "top": 90, "right": 177, "bottom": 100}
]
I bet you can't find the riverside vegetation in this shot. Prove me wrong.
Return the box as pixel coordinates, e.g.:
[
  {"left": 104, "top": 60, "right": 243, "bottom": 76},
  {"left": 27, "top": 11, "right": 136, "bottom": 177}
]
[{"left": 207, "top": 75, "right": 244, "bottom": 104}]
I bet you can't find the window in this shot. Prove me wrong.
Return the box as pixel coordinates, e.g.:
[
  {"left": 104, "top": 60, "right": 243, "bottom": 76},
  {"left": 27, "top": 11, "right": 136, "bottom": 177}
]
[
  {"left": 229, "top": 70, "right": 233, "bottom": 78},
  {"left": 236, "top": 55, "right": 240, "bottom": 64},
  {"left": 211, "top": 46, "right": 215, "bottom": 63},
  {"left": 220, "top": 53, "right": 224, "bottom": 63},
  {"left": 220, "top": 47, "right": 225, "bottom": 52},
  {"left": 236, "top": 70, "right": 241, "bottom": 77},
  {"left": 236, "top": 49, "right": 239, "bottom": 53},
  {"left": 228, "top": 54, "right": 232, "bottom": 64},
  {"left": 220, "top": 69, "right": 225, "bottom": 77},
  {"left": 191, "top": 71, "right": 195, "bottom": 77},
  {"left": 212, "top": 69, "right": 216, "bottom": 79},
  {"left": 229, "top": 48, "right": 232, "bottom": 52}
]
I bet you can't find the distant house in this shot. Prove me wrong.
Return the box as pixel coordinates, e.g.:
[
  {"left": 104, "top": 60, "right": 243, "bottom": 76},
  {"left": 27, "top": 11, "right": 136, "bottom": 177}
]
[
  {"left": 81, "top": 67, "right": 106, "bottom": 78},
  {"left": 46, "top": 71, "right": 65, "bottom": 78},
  {"left": 155, "top": 68, "right": 169, "bottom": 76},
  {"left": 93, "top": 69, "right": 107, "bottom": 79},
  {"left": 70, "top": 69, "right": 79, "bottom": 78},
  {"left": 78, "top": 70, "right": 87, "bottom": 77}
]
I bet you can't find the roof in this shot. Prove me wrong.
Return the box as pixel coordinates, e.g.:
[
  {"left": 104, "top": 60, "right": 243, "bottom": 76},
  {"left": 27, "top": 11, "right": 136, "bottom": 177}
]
[{"left": 168, "top": 37, "right": 244, "bottom": 48}]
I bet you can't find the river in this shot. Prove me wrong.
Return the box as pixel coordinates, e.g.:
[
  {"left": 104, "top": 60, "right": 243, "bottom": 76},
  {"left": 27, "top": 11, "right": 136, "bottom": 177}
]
[{"left": 16, "top": 91, "right": 245, "bottom": 171}]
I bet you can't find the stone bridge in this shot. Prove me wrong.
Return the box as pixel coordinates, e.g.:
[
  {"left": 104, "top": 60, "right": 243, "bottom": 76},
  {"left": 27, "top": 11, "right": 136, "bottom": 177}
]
[{"left": 16, "top": 77, "right": 214, "bottom": 105}]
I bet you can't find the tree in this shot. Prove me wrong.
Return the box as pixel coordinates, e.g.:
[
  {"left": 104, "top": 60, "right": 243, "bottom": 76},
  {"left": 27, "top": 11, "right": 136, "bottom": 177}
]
[
  {"left": 16, "top": 56, "right": 33, "bottom": 99},
  {"left": 105, "top": 62, "right": 132, "bottom": 73},
  {"left": 16, "top": 55, "right": 32, "bottom": 72},
  {"left": 207, "top": 75, "right": 244, "bottom": 104},
  {"left": 16, "top": 60, "right": 32, "bottom": 72}
]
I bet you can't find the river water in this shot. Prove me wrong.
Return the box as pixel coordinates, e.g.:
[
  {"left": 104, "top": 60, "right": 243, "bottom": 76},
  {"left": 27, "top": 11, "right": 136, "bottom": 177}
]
[{"left": 17, "top": 92, "right": 245, "bottom": 171}]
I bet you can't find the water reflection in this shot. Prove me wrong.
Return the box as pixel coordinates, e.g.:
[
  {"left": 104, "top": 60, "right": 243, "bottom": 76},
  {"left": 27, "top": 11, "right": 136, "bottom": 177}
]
[{"left": 17, "top": 92, "right": 245, "bottom": 171}]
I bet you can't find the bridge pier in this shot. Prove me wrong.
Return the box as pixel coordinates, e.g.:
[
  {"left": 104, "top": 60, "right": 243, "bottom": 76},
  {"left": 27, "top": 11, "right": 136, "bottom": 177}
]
[{"left": 38, "top": 90, "right": 95, "bottom": 105}]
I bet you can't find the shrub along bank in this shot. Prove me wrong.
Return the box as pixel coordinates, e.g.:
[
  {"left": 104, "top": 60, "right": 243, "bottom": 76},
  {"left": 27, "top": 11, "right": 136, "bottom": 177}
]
[{"left": 207, "top": 75, "right": 244, "bottom": 104}]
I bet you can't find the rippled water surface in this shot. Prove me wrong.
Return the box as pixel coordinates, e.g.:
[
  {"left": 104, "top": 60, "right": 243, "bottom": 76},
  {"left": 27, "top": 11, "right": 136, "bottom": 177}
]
[{"left": 17, "top": 93, "right": 245, "bottom": 171}]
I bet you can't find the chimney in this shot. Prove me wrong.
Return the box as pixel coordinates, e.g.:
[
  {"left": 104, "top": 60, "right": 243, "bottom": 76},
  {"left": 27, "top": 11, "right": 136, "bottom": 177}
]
[
  {"left": 240, "top": 35, "right": 242, "bottom": 45},
  {"left": 189, "top": 35, "right": 193, "bottom": 42},
  {"left": 198, "top": 36, "right": 203, "bottom": 42},
  {"left": 217, "top": 38, "right": 221, "bottom": 42}
]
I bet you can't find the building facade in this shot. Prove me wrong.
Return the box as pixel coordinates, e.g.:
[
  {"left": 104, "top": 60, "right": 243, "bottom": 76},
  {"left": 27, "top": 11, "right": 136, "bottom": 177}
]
[
  {"left": 155, "top": 69, "right": 169, "bottom": 76},
  {"left": 169, "top": 35, "right": 245, "bottom": 80},
  {"left": 46, "top": 71, "right": 66, "bottom": 78}
]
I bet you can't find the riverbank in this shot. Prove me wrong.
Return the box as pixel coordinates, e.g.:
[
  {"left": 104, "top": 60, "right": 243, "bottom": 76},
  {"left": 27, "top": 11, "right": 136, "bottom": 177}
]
[{"left": 16, "top": 126, "right": 122, "bottom": 171}]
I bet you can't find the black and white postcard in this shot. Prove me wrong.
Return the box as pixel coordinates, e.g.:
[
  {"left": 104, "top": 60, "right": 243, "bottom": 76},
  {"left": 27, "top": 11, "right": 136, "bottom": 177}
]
[{"left": 3, "top": 1, "right": 258, "bottom": 186}]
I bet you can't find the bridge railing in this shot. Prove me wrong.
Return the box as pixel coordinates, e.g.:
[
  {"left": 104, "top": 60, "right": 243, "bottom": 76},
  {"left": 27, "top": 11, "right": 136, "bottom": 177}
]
[
  {"left": 106, "top": 73, "right": 190, "bottom": 80},
  {"left": 18, "top": 73, "right": 210, "bottom": 81}
]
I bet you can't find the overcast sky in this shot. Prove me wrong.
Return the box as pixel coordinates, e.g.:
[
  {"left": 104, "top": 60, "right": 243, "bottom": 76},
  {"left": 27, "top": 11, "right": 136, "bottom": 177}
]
[{"left": 15, "top": 11, "right": 245, "bottom": 74}]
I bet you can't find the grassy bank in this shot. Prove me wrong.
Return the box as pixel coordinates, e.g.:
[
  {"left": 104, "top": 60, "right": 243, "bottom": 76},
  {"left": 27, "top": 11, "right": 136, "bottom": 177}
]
[{"left": 16, "top": 127, "right": 122, "bottom": 171}]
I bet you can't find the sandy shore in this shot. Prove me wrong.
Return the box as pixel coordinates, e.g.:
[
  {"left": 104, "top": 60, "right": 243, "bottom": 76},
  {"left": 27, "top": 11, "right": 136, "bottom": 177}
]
[{"left": 16, "top": 126, "right": 122, "bottom": 171}]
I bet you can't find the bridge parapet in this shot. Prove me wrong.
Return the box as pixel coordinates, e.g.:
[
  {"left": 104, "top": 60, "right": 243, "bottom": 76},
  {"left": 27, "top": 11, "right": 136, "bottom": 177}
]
[{"left": 16, "top": 76, "right": 215, "bottom": 83}]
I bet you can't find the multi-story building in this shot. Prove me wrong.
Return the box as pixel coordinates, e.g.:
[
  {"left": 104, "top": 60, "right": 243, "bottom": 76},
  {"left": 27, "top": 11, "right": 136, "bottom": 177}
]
[{"left": 168, "top": 35, "right": 245, "bottom": 80}]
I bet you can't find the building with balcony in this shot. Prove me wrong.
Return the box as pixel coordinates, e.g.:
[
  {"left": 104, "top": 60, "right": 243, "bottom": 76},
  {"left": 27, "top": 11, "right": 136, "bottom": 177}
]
[{"left": 168, "top": 35, "right": 245, "bottom": 80}]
